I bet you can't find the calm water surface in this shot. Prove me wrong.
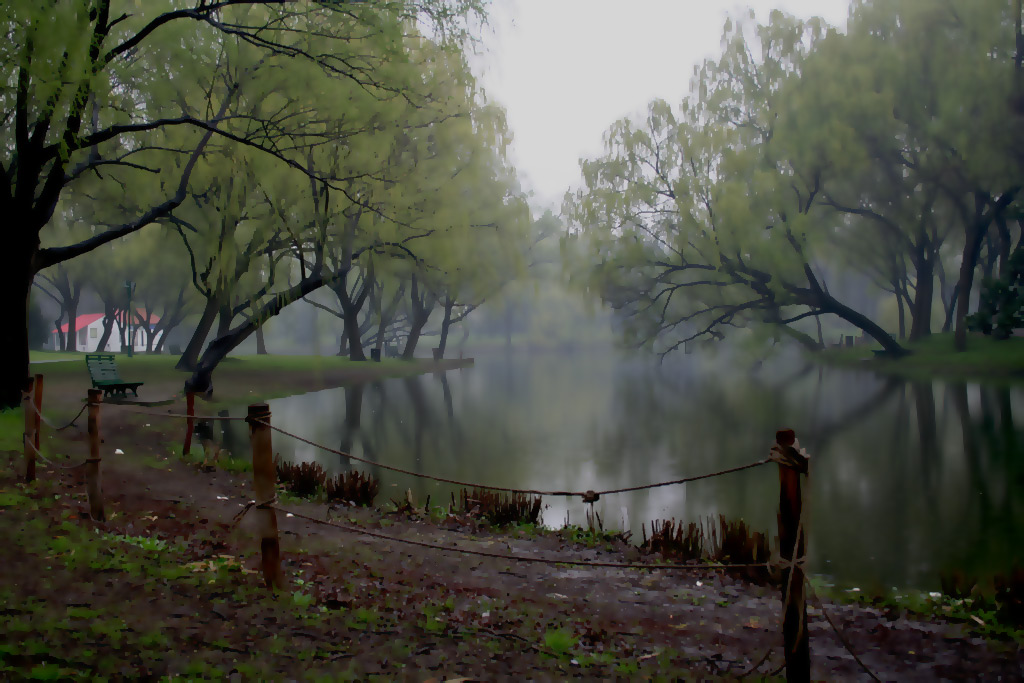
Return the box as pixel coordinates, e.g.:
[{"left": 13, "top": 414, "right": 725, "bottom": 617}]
[{"left": 217, "top": 351, "right": 1024, "bottom": 591}]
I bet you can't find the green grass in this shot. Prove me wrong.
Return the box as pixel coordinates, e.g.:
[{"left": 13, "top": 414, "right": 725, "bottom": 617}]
[
  {"left": 29, "top": 350, "right": 83, "bottom": 362},
  {"left": 0, "top": 409, "right": 23, "bottom": 451},
  {"left": 816, "top": 332, "right": 1024, "bottom": 381}
]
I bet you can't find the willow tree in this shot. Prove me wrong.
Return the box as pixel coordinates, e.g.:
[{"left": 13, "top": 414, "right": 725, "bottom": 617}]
[
  {"left": 566, "top": 11, "right": 908, "bottom": 358},
  {"left": 1, "top": 0, "right": 484, "bottom": 407},
  {"left": 782, "top": 0, "right": 1024, "bottom": 348}
]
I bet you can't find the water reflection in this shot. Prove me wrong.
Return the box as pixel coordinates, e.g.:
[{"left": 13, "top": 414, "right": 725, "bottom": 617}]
[{"left": 219, "top": 352, "right": 1024, "bottom": 591}]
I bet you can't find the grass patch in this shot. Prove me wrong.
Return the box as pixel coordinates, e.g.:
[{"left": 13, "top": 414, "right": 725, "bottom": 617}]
[
  {"left": 816, "top": 332, "right": 1024, "bottom": 381},
  {"left": 0, "top": 409, "right": 23, "bottom": 451}
]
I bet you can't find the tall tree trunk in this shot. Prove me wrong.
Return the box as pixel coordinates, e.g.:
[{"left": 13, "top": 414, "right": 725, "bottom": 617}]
[
  {"left": 908, "top": 252, "right": 935, "bottom": 342},
  {"left": 437, "top": 298, "right": 454, "bottom": 359},
  {"left": 216, "top": 302, "right": 233, "bottom": 338},
  {"left": 1, "top": 246, "right": 35, "bottom": 408},
  {"left": 954, "top": 191, "right": 1019, "bottom": 351},
  {"left": 64, "top": 292, "right": 81, "bottom": 352},
  {"left": 53, "top": 312, "right": 66, "bottom": 352},
  {"left": 402, "top": 275, "right": 435, "bottom": 360},
  {"left": 954, "top": 213, "right": 988, "bottom": 352},
  {"left": 140, "top": 307, "right": 156, "bottom": 353},
  {"left": 402, "top": 315, "right": 428, "bottom": 359},
  {"left": 995, "top": 214, "right": 1013, "bottom": 278},
  {"left": 340, "top": 295, "right": 366, "bottom": 361},
  {"left": 896, "top": 289, "right": 906, "bottom": 341},
  {"left": 96, "top": 301, "right": 117, "bottom": 352},
  {"left": 336, "top": 269, "right": 371, "bottom": 362},
  {"left": 177, "top": 297, "right": 219, "bottom": 371},
  {"left": 942, "top": 283, "right": 959, "bottom": 333},
  {"left": 255, "top": 325, "right": 268, "bottom": 355}
]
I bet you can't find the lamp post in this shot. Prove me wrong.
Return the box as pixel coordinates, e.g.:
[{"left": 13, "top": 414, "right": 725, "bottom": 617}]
[{"left": 124, "top": 280, "right": 135, "bottom": 357}]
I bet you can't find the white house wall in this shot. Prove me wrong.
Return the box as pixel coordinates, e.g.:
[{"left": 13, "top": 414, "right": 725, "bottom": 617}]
[{"left": 50, "top": 319, "right": 163, "bottom": 353}]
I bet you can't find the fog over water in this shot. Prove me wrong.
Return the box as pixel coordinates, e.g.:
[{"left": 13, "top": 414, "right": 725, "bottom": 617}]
[{"left": 218, "top": 351, "right": 1024, "bottom": 592}]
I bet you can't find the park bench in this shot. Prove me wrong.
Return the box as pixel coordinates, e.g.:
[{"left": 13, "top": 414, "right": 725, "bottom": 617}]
[{"left": 85, "top": 354, "right": 144, "bottom": 398}]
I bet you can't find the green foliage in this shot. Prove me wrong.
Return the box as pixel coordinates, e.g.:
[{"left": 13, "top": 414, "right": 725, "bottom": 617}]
[
  {"left": 567, "top": 0, "right": 1024, "bottom": 358},
  {"left": 968, "top": 248, "right": 1024, "bottom": 339}
]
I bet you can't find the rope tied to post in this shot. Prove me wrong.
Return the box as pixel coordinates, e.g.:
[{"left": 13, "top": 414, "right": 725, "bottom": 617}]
[{"left": 229, "top": 494, "right": 279, "bottom": 530}]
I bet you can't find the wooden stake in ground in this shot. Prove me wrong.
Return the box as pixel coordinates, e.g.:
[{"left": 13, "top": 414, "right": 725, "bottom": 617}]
[
  {"left": 183, "top": 391, "right": 195, "bottom": 455},
  {"left": 86, "top": 389, "right": 105, "bottom": 522},
  {"left": 248, "top": 403, "right": 283, "bottom": 590},
  {"left": 773, "top": 428, "right": 810, "bottom": 683},
  {"left": 22, "top": 376, "right": 36, "bottom": 483}
]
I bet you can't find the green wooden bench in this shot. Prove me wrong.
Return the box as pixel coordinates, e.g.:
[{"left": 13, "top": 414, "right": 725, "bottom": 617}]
[{"left": 85, "top": 354, "right": 144, "bottom": 398}]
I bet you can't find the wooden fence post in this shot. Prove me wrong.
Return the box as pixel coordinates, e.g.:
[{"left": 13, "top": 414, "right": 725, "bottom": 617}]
[
  {"left": 248, "top": 403, "right": 283, "bottom": 590},
  {"left": 86, "top": 389, "right": 105, "bottom": 522},
  {"left": 22, "top": 377, "right": 36, "bottom": 483},
  {"left": 774, "top": 428, "right": 810, "bottom": 683},
  {"left": 183, "top": 392, "right": 195, "bottom": 455}
]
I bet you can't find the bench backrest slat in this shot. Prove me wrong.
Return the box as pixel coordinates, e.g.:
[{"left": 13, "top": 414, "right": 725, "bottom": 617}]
[{"left": 86, "top": 354, "right": 124, "bottom": 382}]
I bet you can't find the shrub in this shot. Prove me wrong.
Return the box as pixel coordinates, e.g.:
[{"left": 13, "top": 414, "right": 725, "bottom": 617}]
[
  {"left": 325, "top": 470, "right": 380, "bottom": 507},
  {"left": 641, "top": 515, "right": 772, "bottom": 583},
  {"left": 453, "top": 488, "right": 542, "bottom": 526},
  {"left": 275, "top": 459, "right": 327, "bottom": 497}
]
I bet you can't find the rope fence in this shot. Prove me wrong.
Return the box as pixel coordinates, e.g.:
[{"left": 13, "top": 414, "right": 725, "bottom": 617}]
[{"left": 15, "top": 376, "right": 888, "bottom": 682}]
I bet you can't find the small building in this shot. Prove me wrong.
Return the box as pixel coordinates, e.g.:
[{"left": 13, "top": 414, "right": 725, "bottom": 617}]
[{"left": 51, "top": 312, "right": 162, "bottom": 353}]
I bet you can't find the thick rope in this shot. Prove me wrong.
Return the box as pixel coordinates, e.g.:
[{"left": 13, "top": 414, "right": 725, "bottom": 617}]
[
  {"left": 22, "top": 396, "right": 89, "bottom": 432},
  {"left": 260, "top": 420, "right": 770, "bottom": 500},
  {"left": 806, "top": 580, "right": 882, "bottom": 682},
  {"left": 258, "top": 503, "right": 770, "bottom": 572}
]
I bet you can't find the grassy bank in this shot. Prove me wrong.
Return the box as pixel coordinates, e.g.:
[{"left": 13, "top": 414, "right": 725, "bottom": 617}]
[
  {"left": 816, "top": 333, "right": 1024, "bottom": 382},
  {"left": 25, "top": 353, "right": 470, "bottom": 406}
]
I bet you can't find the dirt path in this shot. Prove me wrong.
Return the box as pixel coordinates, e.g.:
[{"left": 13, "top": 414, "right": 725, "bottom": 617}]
[{"left": 2, "top": 385, "right": 1022, "bottom": 680}]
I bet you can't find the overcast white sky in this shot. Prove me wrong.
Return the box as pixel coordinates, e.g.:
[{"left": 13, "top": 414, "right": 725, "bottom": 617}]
[{"left": 472, "top": 0, "right": 852, "bottom": 210}]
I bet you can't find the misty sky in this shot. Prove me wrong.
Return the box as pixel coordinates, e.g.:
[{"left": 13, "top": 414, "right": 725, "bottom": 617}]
[{"left": 473, "top": 0, "right": 852, "bottom": 209}]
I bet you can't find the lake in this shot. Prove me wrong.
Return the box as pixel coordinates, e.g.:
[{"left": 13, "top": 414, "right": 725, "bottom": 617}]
[{"left": 215, "top": 350, "right": 1024, "bottom": 592}]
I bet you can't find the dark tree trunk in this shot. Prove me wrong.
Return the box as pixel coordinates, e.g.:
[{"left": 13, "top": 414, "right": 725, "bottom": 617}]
[
  {"left": 64, "top": 292, "right": 81, "bottom": 352},
  {"left": 908, "top": 252, "right": 935, "bottom": 342},
  {"left": 402, "top": 275, "right": 435, "bottom": 360},
  {"left": 53, "top": 312, "right": 66, "bottom": 351},
  {"left": 402, "top": 316, "right": 428, "bottom": 359},
  {"left": 152, "top": 286, "right": 189, "bottom": 354},
  {"left": 140, "top": 307, "right": 156, "bottom": 353},
  {"left": 186, "top": 269, "right": 340, "bottom": 394},
  {"left": 896, "top": 288, "right": 906, "bottom": 341},
  {"left": 437, "top": 298, "right": 454, "bottom": 359},
  {"left": 942, "top": 283, "right": 959, "bottom": 333},
  {"left": 216, "top": 302, "right": 233, "bottom": 338},
  {"left": 954, "top": 191, "right": 1018, "bottom": 351},
  {"left": 814, "top": 291, "right": 907, "bottom": 356},
  {"left": 1, "top": 245, "right": 35, "bottom": 408},
  {"left": 954, "top": 214, "right": 988, "bottom": 352},
  {"left": 177, "top": 297, "right": 219, "bottom": 371},
  {"left": 255, "top": 325, "right": 268, "bottom": 355},
  {"left": 336, "top": 268, "right": 372, "bottom": 362},
  {"left": 96, "top": 301, "right": 117, "bottom": 352},
  {"left": 995, "top": 214, "right": 1013, "bottom": 278},
  {"left": 340, "top": 295, "right": 366, "bottom": 361}
]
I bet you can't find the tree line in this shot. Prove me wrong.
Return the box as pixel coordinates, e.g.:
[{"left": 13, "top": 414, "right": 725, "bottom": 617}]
[
  {"left": 3, "top": 0, "right": 530, "bottom": 408},
  {"left": 564, "top": 0, "right": 1024, "bottom": 358}
]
